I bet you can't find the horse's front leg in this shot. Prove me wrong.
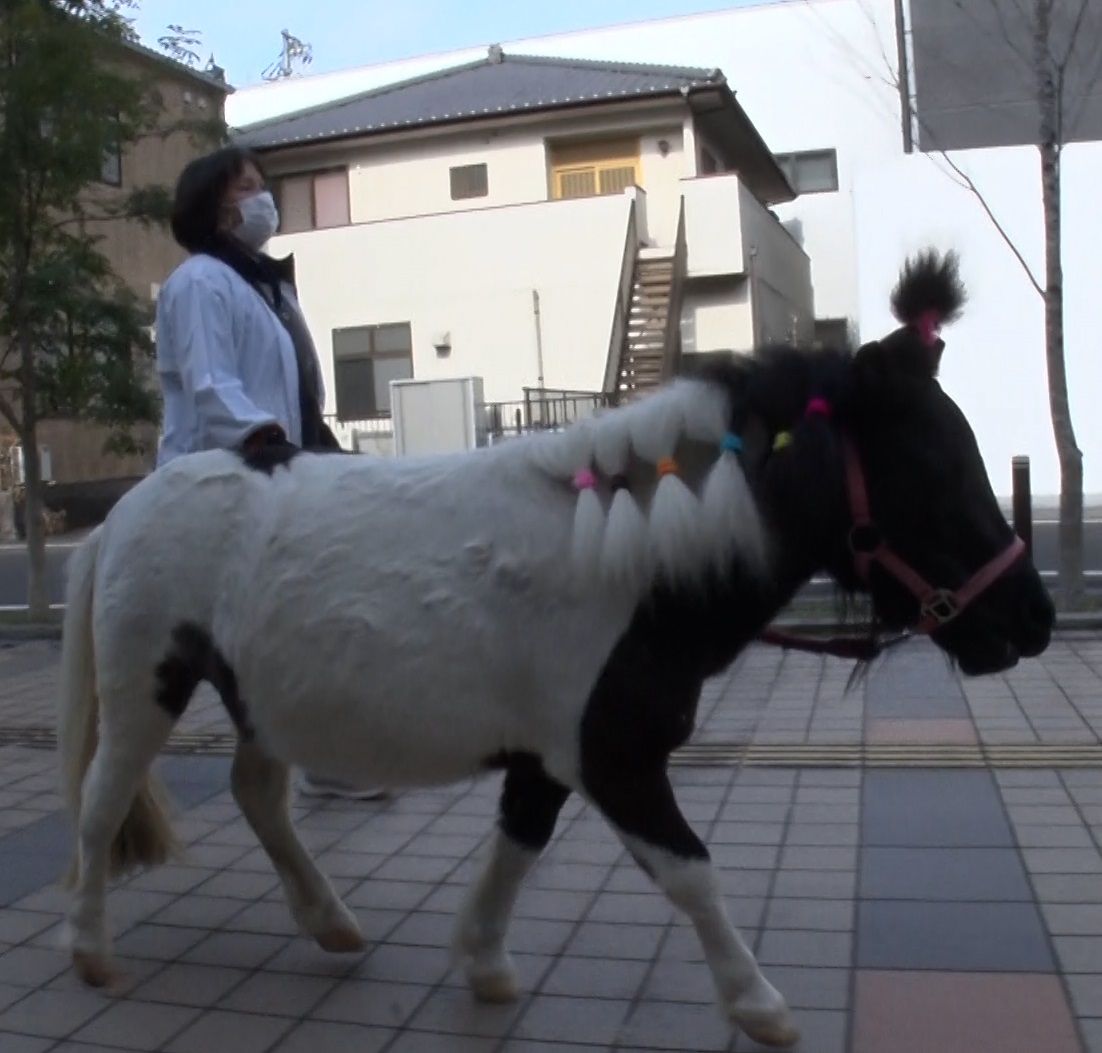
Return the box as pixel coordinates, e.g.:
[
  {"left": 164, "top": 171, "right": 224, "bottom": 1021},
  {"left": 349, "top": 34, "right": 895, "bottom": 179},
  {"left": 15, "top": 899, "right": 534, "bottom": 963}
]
[
  {"left": 584, "top": 758, "right": 798, "bottom": 1048},
  {"left": 454, "top": 754, "right": 570, "bottom": 1002},
  {"left": 231, "top": 742, "right": 364, "bottom": 951}
]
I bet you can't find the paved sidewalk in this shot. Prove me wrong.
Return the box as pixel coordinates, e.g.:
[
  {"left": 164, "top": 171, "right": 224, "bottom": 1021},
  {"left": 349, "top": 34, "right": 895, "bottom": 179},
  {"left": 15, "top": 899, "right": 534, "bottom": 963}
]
[{"left": 0, "top": 633, "right": 1100, "bottom": 1052}]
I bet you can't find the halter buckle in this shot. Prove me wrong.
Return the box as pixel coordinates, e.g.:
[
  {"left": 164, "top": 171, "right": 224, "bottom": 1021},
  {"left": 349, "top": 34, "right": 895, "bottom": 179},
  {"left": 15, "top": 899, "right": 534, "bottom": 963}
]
[{"left": 919, "top": 588, "right": 961, "bottom": 626}]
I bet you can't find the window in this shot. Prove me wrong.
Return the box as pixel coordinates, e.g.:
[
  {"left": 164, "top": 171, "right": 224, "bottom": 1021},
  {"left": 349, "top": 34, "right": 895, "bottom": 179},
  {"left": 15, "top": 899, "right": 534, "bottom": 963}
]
[
  {"left": 276, "top": 168, "right": 350, "bottom": 233},
  {"left": 549, "top": 138, "right": 640, "bottom": 200},
  {"left": 100, "top": 140, "right": 122, "bottom": 186},
  {"left": 332, "top": 323, "right": 413, "bottom": 420},
  {"left": 450, "top": 163, "right": 488, "bottom": 200},
  {"left": 774, "top": 149, "right": 838, "bottom": 194}
]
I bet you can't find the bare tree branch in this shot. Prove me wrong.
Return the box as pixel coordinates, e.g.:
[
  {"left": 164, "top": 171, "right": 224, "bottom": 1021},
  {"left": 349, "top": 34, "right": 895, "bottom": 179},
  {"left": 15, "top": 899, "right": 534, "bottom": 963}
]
[{"left": 930, "top": 150, "right": 1044, "bottom": 296}]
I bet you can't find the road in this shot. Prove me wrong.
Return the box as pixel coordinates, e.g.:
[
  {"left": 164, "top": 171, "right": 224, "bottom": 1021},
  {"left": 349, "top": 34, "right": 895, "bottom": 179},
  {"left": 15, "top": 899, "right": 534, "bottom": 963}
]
[{"left": 1, "top": 520, "right": 1100, "bottom": 609}]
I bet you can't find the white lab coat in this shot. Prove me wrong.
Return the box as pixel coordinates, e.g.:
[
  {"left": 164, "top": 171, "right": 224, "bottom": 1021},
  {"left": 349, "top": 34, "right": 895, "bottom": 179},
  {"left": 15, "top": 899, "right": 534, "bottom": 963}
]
[{"left": 155, "top": 254, "right": 322, "bottom": 466}]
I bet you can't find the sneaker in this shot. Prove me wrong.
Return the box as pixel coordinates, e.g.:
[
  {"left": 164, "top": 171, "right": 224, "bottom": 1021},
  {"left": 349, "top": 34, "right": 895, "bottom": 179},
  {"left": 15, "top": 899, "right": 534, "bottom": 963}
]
[{"left": 298, "top": 773, "right": 391, "bottom": 801}]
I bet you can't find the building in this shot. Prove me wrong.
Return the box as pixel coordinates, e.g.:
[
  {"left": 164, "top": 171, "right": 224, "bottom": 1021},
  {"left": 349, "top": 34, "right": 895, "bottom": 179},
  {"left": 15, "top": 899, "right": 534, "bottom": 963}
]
[
  {"left": 235, "top": 48, "right": 812, "bottom": 453},
  {"left": 2, "top": 30, "right": 231, "bottom": 533},
  {"left": 229, "top": 0, "right": 1102, "bottom": 500}
]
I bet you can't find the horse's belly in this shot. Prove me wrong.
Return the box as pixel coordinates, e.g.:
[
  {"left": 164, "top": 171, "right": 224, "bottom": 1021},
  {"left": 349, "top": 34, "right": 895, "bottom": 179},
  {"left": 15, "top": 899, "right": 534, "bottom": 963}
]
[
  {"left": 258, "top": 705, "right": 499, "bottom": 787},
  {"left": 232, "top": 585, "right": 628, "bottom": 790}
]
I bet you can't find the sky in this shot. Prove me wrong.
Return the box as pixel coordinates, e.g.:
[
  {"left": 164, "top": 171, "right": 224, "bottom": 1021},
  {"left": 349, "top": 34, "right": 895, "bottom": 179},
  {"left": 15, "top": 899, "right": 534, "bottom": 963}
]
[{"left": 128, "top": 0, "right": 777, "bottom": 89}]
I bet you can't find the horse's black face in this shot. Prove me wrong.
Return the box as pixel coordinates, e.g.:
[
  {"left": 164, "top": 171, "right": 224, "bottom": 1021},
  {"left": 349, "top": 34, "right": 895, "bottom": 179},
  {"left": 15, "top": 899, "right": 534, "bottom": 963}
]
[{"left": 848, "top": 339, "right": 1054, "bottom": 675}]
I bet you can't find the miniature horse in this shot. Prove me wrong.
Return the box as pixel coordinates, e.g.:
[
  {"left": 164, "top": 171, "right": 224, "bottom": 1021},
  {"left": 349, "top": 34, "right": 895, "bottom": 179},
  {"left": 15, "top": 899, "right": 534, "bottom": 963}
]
[{"left": 57, "top": 251, "right": 1053, "bottom": 1047}]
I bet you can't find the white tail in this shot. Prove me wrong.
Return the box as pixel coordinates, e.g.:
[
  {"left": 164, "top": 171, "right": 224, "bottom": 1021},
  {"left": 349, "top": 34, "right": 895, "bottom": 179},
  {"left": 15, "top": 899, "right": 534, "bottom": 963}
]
[{"left": 58, "top": 528, "right": 177, "bottom": 881}]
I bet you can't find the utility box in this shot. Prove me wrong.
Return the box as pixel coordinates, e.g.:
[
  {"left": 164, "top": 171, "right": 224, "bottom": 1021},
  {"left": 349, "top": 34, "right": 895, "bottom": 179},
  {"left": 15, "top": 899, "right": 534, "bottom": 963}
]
[{"left": 391, "top": 377, "right": 486, "bottom": 456}]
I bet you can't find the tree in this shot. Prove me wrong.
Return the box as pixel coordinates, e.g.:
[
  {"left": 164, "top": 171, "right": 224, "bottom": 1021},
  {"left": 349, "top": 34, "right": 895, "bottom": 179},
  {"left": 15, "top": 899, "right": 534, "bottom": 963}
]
[
  {"left": 1030, "top": 0, "right": 1091, "bottom": 608},
  {"left": 826, "top": 0, "right": 1096, "bottom": 606},
  {"left": 0, "top": 0, "right": 219, "bottom": 617}
]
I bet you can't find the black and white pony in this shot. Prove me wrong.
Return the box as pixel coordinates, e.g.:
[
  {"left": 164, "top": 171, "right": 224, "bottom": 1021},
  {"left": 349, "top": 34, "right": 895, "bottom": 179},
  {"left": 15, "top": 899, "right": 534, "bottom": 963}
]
[{"left": 57, "top": 251, "right": 1053, "bottom": 1047}]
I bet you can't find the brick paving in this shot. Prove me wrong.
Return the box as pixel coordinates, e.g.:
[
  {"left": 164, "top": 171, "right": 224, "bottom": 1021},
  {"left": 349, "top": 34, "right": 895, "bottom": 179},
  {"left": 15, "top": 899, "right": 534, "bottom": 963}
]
[{"left": 0, "top": 632, "right": 1100, "bottom": 1051}]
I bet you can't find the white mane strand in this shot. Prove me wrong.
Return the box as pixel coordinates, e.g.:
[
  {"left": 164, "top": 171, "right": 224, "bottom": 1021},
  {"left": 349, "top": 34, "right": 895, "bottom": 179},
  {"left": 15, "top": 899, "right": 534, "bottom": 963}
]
[{"left": 519, "top": 379, "right": 769, "bottom": 597}]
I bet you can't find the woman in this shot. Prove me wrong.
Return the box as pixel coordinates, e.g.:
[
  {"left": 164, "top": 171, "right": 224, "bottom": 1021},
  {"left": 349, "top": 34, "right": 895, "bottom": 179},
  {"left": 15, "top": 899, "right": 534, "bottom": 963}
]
[
  {"left": 155, "top": 145, "right": 386, "bottom": 801},
  {"left": 156, "top": 145, "right": 335, "bottom": 464}
]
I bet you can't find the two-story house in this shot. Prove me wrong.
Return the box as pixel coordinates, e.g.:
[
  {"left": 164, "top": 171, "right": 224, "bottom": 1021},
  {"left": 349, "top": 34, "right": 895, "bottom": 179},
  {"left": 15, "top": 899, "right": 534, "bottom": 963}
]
[{"left": 235, "top": 47, "right": 812, "bottom": 452}]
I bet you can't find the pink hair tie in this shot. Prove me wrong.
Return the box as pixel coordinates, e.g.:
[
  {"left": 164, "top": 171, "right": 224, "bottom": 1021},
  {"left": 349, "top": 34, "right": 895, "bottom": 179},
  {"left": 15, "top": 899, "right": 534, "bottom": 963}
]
[
  {"left": 805, "top": 397, "right": 832, "bottom": 419},
  {"left": 573, "top": 468, "right": 598, "bottom": 491}
]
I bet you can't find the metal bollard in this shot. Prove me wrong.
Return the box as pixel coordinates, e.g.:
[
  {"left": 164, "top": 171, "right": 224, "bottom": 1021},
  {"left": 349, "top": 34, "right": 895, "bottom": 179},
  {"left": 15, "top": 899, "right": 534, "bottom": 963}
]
[{"left": 1012, "top": 455, "right": 1033, "bottom": 558}]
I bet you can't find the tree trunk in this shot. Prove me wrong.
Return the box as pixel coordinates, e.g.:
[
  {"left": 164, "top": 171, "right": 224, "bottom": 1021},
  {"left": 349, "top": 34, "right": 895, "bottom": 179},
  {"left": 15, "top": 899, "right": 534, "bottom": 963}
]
[
  {"left": 1036, "top": 0, "right": 1085, "bottom": 608},
  {"left": 18, "top": 331, "right": 49, "bottom": 620}
]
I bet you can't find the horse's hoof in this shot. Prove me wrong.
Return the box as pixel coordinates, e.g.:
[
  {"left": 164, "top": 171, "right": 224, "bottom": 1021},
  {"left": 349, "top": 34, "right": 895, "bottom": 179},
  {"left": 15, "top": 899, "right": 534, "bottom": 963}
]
[
  {"left": 73, "top": 950, "right": 120, "bottom": 989},
  {"left": 315, "top": 925, "right": 366, "bottom": 953},
  {"left": 468, "top": 966, "right": 520, "bottom": 1004},
  {"left": 732, "top": 1011, "right": 801, "bottom": 1049}
]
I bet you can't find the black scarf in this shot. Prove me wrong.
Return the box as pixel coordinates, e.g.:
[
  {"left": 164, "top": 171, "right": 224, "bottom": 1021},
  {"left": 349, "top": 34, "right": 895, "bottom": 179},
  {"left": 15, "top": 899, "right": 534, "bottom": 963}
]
[{"left": 202, "top": 238, "right": 337, "bottom": 449}]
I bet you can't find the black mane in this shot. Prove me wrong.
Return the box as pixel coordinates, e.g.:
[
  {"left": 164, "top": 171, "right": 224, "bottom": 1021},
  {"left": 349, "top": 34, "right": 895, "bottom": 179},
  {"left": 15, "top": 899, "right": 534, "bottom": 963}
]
[{"left": 890, "top": 249, "right": 966, "bottom": 326}]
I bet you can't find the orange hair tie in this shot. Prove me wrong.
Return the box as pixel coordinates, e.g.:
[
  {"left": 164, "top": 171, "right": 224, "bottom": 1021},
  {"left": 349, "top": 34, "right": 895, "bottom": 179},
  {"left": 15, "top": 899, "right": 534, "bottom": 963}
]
[{"left": 656, "top": 456, "right": 679, "bottom": 478}]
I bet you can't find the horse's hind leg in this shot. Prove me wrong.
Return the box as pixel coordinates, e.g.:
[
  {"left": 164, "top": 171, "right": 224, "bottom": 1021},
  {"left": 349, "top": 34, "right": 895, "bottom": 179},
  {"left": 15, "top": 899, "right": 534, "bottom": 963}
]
[
  {"left": 231, "top": 741, "right": 364, "bottom": 952},
  {"left": 454, "top": 753, "right": 569, "bottom": 1002},
  {"left": 68, "top": 693, "right": 175, "bottom": 987},
  {"left": 583, "top": 759, "right": 799, "bottom": 1049}
]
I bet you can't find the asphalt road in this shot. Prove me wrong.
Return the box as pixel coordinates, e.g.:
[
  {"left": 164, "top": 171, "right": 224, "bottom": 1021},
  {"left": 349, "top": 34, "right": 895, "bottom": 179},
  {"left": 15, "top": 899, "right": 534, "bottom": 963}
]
[{"left": 1, "top": 519, "right": 1100, "bottom": 610}]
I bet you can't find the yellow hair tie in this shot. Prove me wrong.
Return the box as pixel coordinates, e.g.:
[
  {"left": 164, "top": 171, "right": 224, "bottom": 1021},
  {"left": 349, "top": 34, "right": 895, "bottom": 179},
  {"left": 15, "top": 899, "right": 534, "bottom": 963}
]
[
  {"left": 773, "top": 431, "right": 793, "bottom": 451},
  {"left": 656, "top": 456, "right": 679, "bottom": 478}
]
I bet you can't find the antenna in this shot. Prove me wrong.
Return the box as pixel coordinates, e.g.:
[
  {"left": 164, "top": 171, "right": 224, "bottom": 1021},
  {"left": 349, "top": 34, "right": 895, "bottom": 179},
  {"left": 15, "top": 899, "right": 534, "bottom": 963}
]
[{"left": 262, "top": 29, "right": 314, "bottom": 81}]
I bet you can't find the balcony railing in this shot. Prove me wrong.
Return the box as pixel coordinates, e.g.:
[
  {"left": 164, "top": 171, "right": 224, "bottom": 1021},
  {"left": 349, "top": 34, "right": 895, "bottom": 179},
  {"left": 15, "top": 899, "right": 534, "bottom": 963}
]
[{"left": 482, "top": 388, "right": 613, "bottom": 443}]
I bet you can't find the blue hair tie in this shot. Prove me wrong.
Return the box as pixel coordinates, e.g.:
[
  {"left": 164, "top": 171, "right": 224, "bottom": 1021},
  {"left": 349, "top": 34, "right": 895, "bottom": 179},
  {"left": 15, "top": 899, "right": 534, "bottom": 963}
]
[{"left": 720, "top": 432, "right": 743, "bottom": 454}]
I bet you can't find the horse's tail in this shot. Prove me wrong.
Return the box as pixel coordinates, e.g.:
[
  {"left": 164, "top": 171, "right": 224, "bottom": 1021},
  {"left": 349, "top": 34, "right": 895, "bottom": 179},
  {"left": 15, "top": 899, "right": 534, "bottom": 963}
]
[{"left": 58, "top": 527, "right": 177, "bottom": 884}]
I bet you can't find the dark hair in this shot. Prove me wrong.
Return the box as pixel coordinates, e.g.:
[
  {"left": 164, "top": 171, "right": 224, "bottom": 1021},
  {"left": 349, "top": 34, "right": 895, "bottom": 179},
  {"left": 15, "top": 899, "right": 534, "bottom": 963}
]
[
  {"left": 170, "top": 145, "right": 268, "bottom": 253},
  {"left": 171, "top": 145, "right": 285, "bottom": 307}
]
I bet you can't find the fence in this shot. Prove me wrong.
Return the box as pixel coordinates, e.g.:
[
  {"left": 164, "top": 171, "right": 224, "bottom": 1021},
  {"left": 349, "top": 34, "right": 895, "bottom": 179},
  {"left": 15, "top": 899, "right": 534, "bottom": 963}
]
[{"left": 482, "top": 388, "right": 613, "bottom": 443}]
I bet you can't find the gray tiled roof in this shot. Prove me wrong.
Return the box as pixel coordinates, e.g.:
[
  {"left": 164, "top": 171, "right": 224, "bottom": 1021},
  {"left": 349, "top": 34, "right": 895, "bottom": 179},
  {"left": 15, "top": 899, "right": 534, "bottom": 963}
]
[{"left": 235, "top": 49, "right": 724, "bottom": 148}]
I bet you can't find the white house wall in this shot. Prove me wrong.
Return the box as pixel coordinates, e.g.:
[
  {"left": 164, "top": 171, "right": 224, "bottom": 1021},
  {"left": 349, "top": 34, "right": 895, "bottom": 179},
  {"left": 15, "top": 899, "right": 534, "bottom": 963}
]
[
  {"left": 682, "top": 279, "right": 753, "bottom": 355},
  {"left": 269, "top": 193, "right": 634, "bottom": 407},
  {"left": 348, "top": 132, "right": 549, "bottom": 222},
  {"left": 739, "top": 181, "right": 814, "bottom": 346},
  {"left": 317, "top": 111, "right": 688, "bottom": 246}
]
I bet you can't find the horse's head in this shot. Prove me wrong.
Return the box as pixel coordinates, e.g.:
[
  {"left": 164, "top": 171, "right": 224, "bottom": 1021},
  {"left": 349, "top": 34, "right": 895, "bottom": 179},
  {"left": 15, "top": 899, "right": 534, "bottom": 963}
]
[{"left": 755, "top": 251, "right": 1054, "bottom": 674}]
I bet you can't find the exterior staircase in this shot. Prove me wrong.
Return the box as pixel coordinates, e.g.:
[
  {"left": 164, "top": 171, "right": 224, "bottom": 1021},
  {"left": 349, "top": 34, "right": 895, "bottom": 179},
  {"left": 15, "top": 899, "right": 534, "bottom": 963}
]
[
  {"left": 617, "top": 254, "right": 676, "bottom": 397},
  {"left": 608, "top": 201, "right": 686, "bottom": 402}
]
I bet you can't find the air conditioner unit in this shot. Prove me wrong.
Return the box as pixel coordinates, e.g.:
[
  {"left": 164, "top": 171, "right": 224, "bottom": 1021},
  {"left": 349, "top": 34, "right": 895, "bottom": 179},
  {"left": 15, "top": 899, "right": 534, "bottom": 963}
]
[{"left": 391, "top": 377, "right": 486, "bottom": 456}]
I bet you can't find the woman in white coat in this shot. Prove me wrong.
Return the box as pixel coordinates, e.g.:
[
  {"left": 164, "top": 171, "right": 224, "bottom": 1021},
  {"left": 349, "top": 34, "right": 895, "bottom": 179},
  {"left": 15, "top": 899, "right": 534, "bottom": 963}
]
[{"left": 156, "top": 145, "right": 386, "bottom": 800}]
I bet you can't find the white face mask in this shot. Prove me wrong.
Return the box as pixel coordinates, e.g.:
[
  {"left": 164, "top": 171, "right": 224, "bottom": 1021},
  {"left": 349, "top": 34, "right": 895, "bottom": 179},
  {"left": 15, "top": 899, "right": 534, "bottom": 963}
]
[{"left": 233, "top": 190, "right": 279, "bottom": 250}]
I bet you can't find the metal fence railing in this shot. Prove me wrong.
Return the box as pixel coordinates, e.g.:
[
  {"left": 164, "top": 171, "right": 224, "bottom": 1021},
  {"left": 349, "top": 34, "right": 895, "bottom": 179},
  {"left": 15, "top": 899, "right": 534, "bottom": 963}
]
[{"left": 481, "top": 388, "right": 613, "bottom": 442}]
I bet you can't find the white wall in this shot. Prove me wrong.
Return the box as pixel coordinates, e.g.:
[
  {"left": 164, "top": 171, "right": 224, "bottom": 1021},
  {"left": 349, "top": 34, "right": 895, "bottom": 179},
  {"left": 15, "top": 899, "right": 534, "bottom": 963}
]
[
  {"left": 682, "top": 173, "right": 745, "bottom": 278},
  {"left": 637, "top": 126, "right": 686, "bottom": 246},
  {"left": 283, "top": 109, "right": 691, "bottom": 246},
  {"left": 740, "top": 181, "right": 814, "bottom": 345},
  {"left": 270, "top": 193, "right": 634, "bottom": 407},
  {"left": 682, "top": 277, "right": 753, "bottom": 354},
  {"left": 348, "top": 131, "right": 550, "bottom": 222}
]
